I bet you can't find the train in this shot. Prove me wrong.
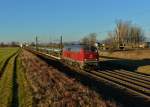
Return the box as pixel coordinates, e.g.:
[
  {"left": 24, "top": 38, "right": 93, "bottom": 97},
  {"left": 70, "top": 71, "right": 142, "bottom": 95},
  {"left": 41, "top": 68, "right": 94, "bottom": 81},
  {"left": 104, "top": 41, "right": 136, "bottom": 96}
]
[
  {"left": 62, "top": 44, "right": 99, "bottom": 70},
  {"left": 31, "top": 44, "right": 99, "bottom": 70}
]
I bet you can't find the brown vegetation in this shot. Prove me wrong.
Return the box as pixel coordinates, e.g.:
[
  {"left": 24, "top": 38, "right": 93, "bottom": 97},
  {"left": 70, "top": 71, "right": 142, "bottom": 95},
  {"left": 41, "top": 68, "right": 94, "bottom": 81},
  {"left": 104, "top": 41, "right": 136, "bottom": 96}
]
[
  {"left": 100, "top": 49, "right": 150, "bottom": 60},
  {"left": 21, "top": 50, "right": 117, "bottom": 107},
  {"left": 137, "top": 65, "right": 150, "bottom": 74},
  {"left": 100, "top": 49, "right": 150, "bottom": 74}
]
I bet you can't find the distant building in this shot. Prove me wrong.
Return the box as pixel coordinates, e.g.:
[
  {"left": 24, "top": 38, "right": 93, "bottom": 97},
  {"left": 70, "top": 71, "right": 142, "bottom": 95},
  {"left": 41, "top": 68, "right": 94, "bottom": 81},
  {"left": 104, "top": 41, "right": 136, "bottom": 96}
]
[
  {"left": 20, "top": 43, "right": 23, "bottom": 48},
  {"left": 139, "top": 42, "right": 150, "bottom": 48},
  {"left": 100, "top": 43, "right": 110, "bottom": 50},
  {"left": 146, "top": 42, "right": 150, "bottom": 48}
]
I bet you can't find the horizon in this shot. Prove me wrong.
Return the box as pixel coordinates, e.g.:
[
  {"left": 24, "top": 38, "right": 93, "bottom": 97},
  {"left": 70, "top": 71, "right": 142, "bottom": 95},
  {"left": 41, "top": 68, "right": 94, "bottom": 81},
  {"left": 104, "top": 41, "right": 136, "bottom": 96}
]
[{"left": 0, "top": 0, "right": 150, "bottom": 43}]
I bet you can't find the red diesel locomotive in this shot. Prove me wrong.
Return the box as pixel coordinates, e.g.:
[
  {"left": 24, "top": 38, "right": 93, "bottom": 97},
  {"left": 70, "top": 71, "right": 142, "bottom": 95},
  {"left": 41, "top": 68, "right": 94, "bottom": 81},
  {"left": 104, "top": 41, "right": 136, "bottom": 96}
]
[{"left": 62, "top": 44, "right": 99, "bottom": 70}]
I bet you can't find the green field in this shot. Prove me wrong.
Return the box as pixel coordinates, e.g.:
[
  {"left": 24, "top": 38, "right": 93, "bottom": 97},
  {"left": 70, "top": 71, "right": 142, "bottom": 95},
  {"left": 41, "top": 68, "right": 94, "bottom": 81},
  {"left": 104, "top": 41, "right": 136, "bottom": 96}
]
[
  {"left": 0, "top": 47, "right": 18, "bottom": 60},
  {"left": 0, "top": 47, "right": 32, "bottom": 107},
  {"left": 0, "top": 47, "right": 19, "bottom": 71}
]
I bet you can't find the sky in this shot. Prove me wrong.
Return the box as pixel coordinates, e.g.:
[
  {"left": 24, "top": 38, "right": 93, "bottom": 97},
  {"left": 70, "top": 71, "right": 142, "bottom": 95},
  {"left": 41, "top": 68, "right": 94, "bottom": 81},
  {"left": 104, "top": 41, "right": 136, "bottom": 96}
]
[{"left": 0, "top": 0, "right": 150, "bottom": 43}]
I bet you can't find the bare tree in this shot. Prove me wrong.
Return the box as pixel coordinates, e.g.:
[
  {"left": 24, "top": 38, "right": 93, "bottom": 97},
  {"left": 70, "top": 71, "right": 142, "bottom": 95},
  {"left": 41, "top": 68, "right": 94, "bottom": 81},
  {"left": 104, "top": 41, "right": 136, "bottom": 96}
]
[
  {"left": 0, "top": 42, "right": 5, "bottom": 47},
  {"left": 11, "top": 41, "right": 18, "bottom": 47},
  {"left": 105, "top": 20, "right": 146, "bottom": 49},
  {"left": 129, "top": 26, "right": 145, "bottom": 48},
  {"left": 81, "top": 33, "right": 97, "bottom": 46},
  {"left": 115, "top": 20, "right": 130, "bottom": 48},
  {"left": 82, "top": 37, "right": 90, "bottom": 45}
]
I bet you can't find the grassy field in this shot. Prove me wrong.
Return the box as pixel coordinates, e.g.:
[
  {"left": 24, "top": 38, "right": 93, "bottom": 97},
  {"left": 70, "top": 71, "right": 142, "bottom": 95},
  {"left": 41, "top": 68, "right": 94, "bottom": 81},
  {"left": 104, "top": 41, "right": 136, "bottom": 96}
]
[
  {"left": 137, "top": 65, "right": 150, "bottom": 74},
  {"left": 16, "top": 55, "right": 33, "bottom": 107},
  {"left": 0, "top": 47, "right": 19, "bottom": 71},
  {"left": 0, "top": 47, "right": 18, "bottom": 107},
  {"left": 0, "top": 47, "right": 18, "bottom": 61},
  {"left": 0, "top": 54, "right": 17, "bottom": 107},
  {"left": 100, "top": 49, "right": 150, "bottom": 60},
  {"left": 100, "top": 49, "right": 150, "bottom": 74},
  {"left": 0, "top": 47, "right": 33, "bottom": 107}
]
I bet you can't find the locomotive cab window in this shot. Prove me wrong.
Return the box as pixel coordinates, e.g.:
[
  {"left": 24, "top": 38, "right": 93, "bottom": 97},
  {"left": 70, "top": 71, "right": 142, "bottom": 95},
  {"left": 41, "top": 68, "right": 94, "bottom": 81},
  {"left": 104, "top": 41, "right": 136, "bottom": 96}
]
[
  {"left": 68, "top": 48, "right": 71, "bottom": 51},
  {"left": 84, "top": 46, "right": 97, "bottom": 52}
]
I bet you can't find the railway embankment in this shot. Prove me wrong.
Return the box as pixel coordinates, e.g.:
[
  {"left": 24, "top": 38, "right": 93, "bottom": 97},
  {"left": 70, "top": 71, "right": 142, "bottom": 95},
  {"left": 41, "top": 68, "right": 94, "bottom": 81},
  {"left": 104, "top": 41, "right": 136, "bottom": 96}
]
[
  {"left": 21, "top": 49, "right": 118, "bottom": 107},
  {"left": 28, "top": 49, "right": 150, "bottom": 107}
]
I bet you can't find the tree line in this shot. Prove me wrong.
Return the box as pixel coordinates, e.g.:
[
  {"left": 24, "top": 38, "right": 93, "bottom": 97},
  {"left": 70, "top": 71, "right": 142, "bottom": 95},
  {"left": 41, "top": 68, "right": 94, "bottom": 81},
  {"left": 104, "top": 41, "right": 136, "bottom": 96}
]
[
  {"left": 0, "top": 42, "right": 19, "bottom": 47},
  {"left": 104, "top": 20, "right": 146, "bottom": 49},
  {"left": 81, "top": 20, "right": 147, "bottom": 50}
]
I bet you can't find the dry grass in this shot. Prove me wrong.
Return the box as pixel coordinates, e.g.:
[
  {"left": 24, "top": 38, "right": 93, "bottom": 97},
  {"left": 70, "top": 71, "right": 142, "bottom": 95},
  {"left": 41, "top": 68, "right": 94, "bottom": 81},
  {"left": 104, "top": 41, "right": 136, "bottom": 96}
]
[
  {"left": 100, "top": 49, "right": 150, "bottom": 74},
  {"left": 17, "top": 56, "right": 33, "bottom": 107},
  {"left": 0, "top": 55, "right": 16, "bottom": 107},
  {"left": 0, "top": 47, "right": 18, "bottom": 71},
  {"left": 137, "top": 65, "right": 150, "bottom": 74},
  {"left": 21, "top": 50, "right": 118, "bottom": 107},
  {"left": 100, "top": 49, "right": 150, "bottom": 60}
]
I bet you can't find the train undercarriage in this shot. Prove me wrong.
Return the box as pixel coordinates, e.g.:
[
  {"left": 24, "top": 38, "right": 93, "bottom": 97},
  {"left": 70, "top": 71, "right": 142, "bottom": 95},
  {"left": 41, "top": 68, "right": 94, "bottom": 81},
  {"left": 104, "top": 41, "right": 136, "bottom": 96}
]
[{"left": 61, "top": 58, "right": 99, "bottom": 71}]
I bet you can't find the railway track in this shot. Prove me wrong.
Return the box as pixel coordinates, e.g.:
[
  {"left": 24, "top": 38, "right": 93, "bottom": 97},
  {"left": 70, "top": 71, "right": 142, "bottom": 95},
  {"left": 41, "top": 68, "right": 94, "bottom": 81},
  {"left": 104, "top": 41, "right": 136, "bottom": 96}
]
[
  {"left": 89, "top": 70, "right": 150, "bottom": 97},
  {"left": 100, "top": 64, "right": 150, "bottom": 84},
  {"left": 27, "top": 49, "right": 150, "bottom": 107},
  {"left": 101, "top": 70, "right": 150, "bottom": 86},
  {"left": 95, "top": 62, "right": 150, "bottom": 100}
]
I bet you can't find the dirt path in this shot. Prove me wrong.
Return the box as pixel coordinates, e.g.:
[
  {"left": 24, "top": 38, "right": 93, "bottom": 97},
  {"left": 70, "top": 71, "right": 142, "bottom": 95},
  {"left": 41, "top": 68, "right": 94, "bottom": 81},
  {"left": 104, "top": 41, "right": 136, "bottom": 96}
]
[
  {"left": 11, "top": 55, "right": 19, "bottom": 107},
  {"left": 0, "top": 52, "right": 18, "bottom": 107}
]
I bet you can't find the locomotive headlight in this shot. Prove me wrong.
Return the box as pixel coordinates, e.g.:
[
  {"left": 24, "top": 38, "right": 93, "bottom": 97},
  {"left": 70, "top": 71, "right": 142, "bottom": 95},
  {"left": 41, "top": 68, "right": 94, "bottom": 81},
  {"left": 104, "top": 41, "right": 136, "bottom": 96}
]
[{"left": 95, "top": 59, "right": 98, "bottom": 61}]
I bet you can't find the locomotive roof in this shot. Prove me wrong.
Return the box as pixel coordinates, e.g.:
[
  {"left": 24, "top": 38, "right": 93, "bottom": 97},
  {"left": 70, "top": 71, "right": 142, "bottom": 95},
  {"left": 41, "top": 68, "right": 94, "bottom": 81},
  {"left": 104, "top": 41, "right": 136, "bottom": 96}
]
[
  {"left": 63, "top": 44, "right": 97, "bottom": 52},
  {"left": 63, "top": 44, "right": 97, "bottom": 49},
  {"left": 64, "top": 44, "right": 90, "bottom": 48}
]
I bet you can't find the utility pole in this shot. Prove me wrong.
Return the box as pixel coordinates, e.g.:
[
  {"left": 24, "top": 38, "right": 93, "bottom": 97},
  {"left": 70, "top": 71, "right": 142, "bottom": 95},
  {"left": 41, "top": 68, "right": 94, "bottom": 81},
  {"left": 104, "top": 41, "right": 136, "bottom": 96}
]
[
  {"left": 60, "top": 35, "right": 63, "bottom": 55},
  {"left": 49, "top": 36, "right": 51, "bottom": 47},
  {"left": 35, "top": 36, "right": 38, "bottom": 50}
]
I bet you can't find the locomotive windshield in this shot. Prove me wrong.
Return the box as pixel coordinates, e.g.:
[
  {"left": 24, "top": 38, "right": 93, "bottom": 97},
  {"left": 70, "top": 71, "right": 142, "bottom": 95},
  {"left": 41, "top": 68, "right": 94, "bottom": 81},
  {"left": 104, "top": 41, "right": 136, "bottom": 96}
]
[
  {"left": 63, "top": 44, "right": 98, "bottom": 52},
  {"left": 84, "top": 46, "right": 97, "bottom": 52}
]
